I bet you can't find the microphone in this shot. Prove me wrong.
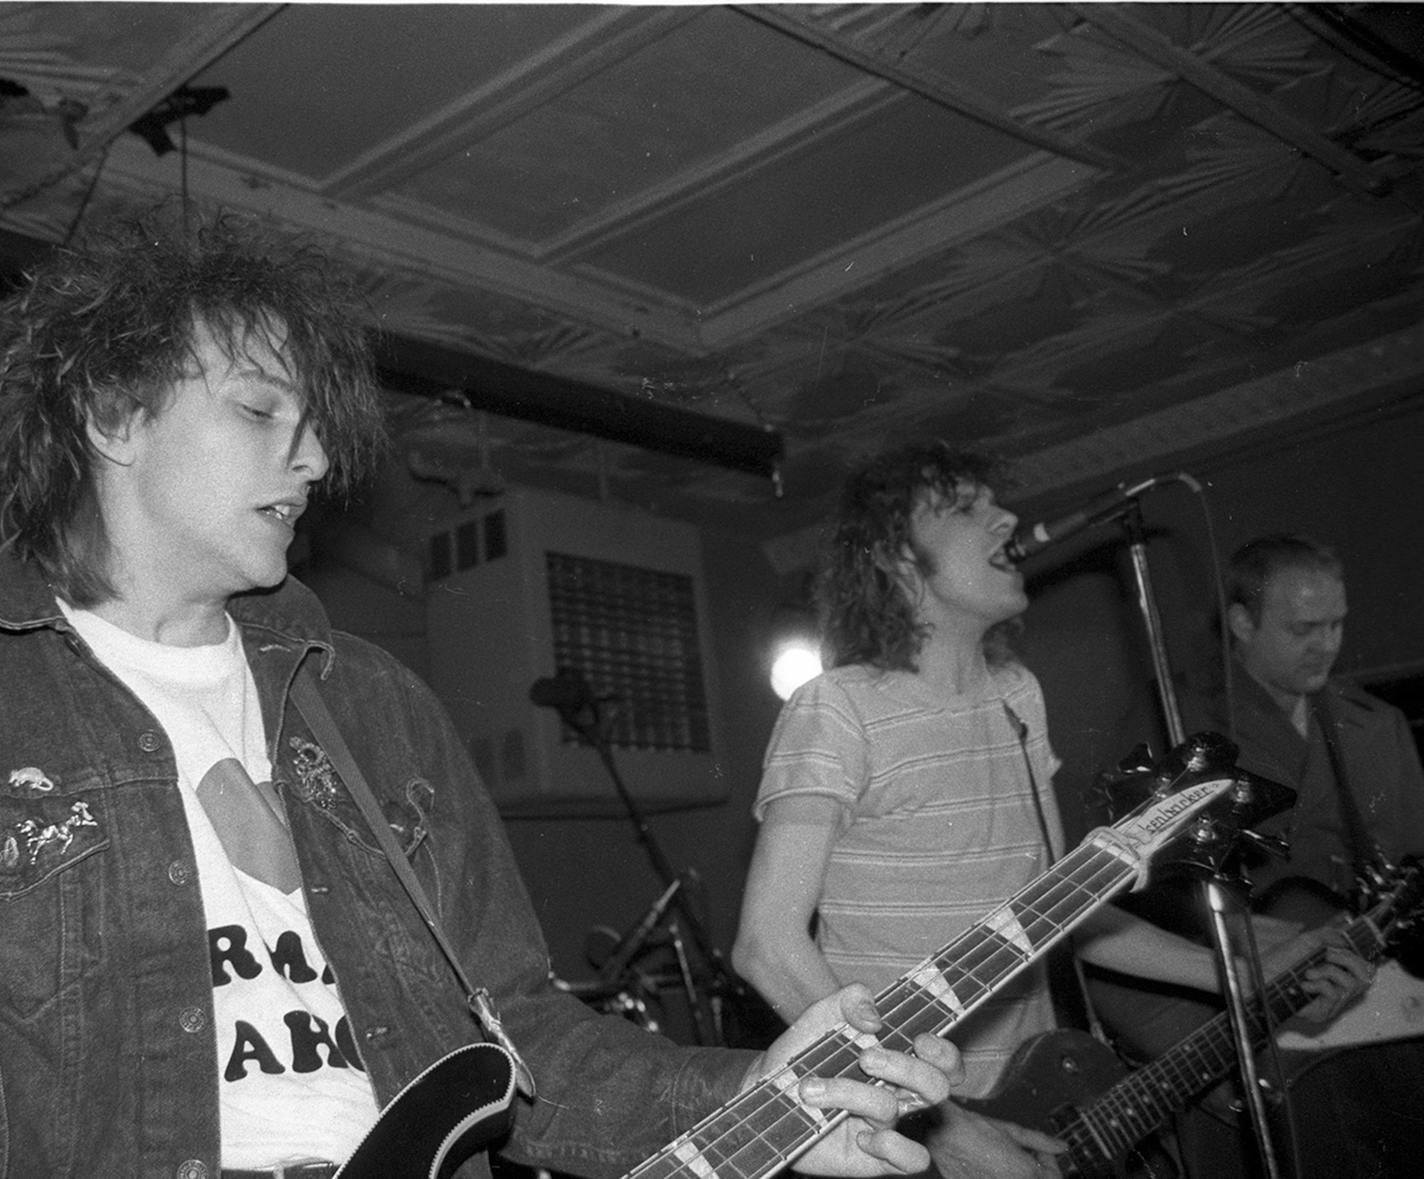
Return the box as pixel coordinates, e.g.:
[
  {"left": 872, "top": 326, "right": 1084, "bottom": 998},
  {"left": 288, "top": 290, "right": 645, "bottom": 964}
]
[
  {"left": 529, "top": 671, "right": 595, "bottom": 713},
  {"left": 1005, "top": 474, "right": 1169, "bottom": 563}
]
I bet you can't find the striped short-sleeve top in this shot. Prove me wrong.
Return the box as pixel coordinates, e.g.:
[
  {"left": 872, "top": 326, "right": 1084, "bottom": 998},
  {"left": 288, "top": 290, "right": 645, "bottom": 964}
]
[{"left": 753, "top": 660, "right": 1064, "bottom": 1094}]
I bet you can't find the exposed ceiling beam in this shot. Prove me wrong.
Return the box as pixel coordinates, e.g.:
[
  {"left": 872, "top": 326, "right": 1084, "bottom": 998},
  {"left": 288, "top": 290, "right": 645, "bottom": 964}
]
[
  {"left": 1068, "top": 3, "right": 1396, "bottom": 199},
  {"left": 736, "top": 3, "right": 1122, "bottom": 172},
  {"left": 0, "top": 230, "right": 783, "bottom": 483},
  {"left": 1, "top": 5, "right": 283, "bottom": 208},
  {"left": 378, "top": 334, "right": 785, "bottom": 482}
]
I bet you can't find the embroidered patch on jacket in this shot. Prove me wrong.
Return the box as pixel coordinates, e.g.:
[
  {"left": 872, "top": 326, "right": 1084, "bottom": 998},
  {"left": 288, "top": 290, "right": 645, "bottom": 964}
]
[
  {"left": 4, "top": 800, "right": 98, "bottom": 869},
  {"left": 8, "top": 766, "right": 55, "bottom": 793},
  {"left": 288, "top": 736, "right": 341, "bottom": 807}
]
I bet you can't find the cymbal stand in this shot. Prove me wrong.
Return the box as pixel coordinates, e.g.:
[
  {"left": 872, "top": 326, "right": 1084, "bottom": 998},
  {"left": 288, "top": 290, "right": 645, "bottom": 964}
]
[
  {"left": 553, "top": 689, "right": 743, "bottom": 1046},
  {"left": 1116, "top": 503, "right": 1285, "bottom": 1179}
]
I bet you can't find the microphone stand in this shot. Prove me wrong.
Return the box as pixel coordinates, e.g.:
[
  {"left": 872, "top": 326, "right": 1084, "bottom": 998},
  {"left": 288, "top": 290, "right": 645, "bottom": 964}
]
[
  {"left": 1115, "top": 503, "right": 1285, "bottom": 1179},
  {"left": 552, "top": 691, "right": 742, "bottom": 1046}
]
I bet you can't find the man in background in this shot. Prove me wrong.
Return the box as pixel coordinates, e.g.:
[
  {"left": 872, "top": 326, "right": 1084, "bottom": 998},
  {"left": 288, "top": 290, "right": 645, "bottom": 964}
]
[{"left": 1096, "top": 532, "right": 1424, "bottom": 1176}]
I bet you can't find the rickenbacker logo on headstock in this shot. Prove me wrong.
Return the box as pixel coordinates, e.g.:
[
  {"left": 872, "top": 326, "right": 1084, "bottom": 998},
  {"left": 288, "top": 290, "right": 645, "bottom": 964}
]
[{"left": 1132, "top": 777, "right": 1236, "bottom": 838}]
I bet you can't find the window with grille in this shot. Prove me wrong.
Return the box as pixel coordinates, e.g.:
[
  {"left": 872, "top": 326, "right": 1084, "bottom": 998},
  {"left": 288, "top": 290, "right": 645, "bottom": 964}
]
[{"left": 546, "top": 552, "right": 710, "bottom": 753}]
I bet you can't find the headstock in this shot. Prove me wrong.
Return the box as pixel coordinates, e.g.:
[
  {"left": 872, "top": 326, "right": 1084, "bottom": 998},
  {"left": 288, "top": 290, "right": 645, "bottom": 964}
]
[{"left": 1094, "top": 731, "right": 1297, "bottom": 886}]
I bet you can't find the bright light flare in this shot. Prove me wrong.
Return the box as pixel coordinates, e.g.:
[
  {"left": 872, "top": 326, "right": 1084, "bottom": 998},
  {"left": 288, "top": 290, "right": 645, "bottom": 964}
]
[{"left": 770, "top": 641, "right": 823, "bottom": 700}]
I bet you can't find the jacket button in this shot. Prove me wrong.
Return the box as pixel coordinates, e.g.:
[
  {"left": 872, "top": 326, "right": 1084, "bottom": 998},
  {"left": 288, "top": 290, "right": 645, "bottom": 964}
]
[
  {"left": 138, "top": 730, "right": 164, "bottom": 753},
  {"left": 179, "top": 1007, "right": 207, "bottom": 1034},
  {"left": 168, "top": 861, "right": 193, "bottom": 886},
  {"left": 176, "top": 1161, "right": 208, "bottom": 1179}
]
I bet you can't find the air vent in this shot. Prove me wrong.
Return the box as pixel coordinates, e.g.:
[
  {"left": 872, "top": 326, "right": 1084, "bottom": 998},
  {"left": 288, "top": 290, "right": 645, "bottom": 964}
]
[{"left": 423, "top": 486, "right": 727, "bottom": 815}]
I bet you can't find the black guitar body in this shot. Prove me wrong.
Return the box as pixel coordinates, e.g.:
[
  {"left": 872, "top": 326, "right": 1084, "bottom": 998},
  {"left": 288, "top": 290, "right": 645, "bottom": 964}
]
[
  {"left": 962, "top": 1030, "right": 1126, "bottom": 1138},
  {"left": 961, "top": 1030, "right": 1178, "bottom": 1179},
  {"left": 336, "top": 1042, "right": 517, "bottom": 1179}
]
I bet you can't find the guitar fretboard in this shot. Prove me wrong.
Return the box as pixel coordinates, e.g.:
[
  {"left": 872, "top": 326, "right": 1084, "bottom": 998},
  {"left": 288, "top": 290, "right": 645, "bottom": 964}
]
[
  {"left": 1061, "top": 905, "right": 1387, "bottom": 1171},
  {"left": 625, "top": 828, "right": 1157, "bottom": 1179}
]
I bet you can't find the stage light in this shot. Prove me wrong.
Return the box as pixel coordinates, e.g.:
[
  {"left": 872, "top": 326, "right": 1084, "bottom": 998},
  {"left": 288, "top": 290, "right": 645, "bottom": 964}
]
[
  {"left": 765, "top": 604, "right": 823, "bottom": 701},
  {"left": 770, "top": 642, "right": 823, "bottom": 700}
]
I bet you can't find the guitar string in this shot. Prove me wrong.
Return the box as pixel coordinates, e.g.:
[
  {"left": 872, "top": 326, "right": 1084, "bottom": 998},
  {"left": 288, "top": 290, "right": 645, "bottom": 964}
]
[
  {"left": 1076, "top": 900, "right": 1390, "bottom": 1160},
  {"left": 626, "top": 785, "right": 1278, "bottom": 1179},
  {"left": 624, "top": 843, "right": 1139, "bottom": 1179},
  {"left": 1081, "top": 950, "right": 1333, "bottom": 1157},
  {"left": 625, "top": 849, "right": 1128, "bottom": 1178},
  {"left": 1063, "top": 950, "right": 1337, "bottom": 1163}
]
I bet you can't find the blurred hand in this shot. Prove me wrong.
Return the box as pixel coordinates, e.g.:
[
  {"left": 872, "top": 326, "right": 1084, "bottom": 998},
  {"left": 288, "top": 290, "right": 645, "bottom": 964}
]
[
  {"left": 928, "top": 1104, "right": 1066, "bottom": 1179},
  {"left": 1251, "top": 921, "right": 1373, "bottom": 1024}
]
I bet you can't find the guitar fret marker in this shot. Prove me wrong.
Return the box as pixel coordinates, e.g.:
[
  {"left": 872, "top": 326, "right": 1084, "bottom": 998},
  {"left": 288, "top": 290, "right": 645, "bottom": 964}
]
[
  {"left": 982, "top": 905, "right": 1034, "bottom": 956},
  {"left": 673, "top": 1139, "right": 718, "bottom": 1179},
  {"left": 834, "top": 1025, "right": 881, "bottom": 1051},
  {"left": 909, "top": 964, "right": 966, "bottom": 1015},
  {"left": 768, "top": 1068, "right": 830, "bottom": 1126}
]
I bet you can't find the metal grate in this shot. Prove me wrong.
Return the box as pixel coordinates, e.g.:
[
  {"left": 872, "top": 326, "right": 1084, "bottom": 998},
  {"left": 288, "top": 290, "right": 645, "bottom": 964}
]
[{"left": 546, "top": 552, "right": 710, "bottom": 753}]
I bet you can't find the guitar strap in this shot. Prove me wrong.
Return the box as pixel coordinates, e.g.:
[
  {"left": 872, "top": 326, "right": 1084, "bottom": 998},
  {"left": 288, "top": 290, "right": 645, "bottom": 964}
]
[
  {"left": 1002, "top": 700, "right": 1110, "bottom": 1044},
  {"left": 1311, "top": 691, "right": 1379, "bottom": 879},
  {"left": 291, "top": 663, "right": 537, "bottom": 1099}
]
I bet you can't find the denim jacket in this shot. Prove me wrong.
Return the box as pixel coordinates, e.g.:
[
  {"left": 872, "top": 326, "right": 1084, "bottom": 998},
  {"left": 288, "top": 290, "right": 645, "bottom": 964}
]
[{"left": 0, "top": 555, "right": 750, "bottom": 1179}]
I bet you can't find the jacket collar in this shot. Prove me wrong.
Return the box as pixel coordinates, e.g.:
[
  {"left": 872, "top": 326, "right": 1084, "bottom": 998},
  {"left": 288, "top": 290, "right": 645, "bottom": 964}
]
[
  {"left": 0, "top": 549, "right": 67, "bottom": 631},
  {"left": 0, "top": 547, "right": 334, "bottom": 662}
]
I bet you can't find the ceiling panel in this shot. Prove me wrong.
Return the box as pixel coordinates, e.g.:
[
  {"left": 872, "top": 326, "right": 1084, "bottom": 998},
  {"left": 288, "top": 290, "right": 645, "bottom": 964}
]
[{"left": 0, "top": 1, "right": 1420, "bottom": 563}]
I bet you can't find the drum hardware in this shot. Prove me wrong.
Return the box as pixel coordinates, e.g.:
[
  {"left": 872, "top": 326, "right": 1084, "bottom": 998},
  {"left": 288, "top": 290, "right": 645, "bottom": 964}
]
[{"left": 530, "top": 671, "right": 746, "bottom": 1046}]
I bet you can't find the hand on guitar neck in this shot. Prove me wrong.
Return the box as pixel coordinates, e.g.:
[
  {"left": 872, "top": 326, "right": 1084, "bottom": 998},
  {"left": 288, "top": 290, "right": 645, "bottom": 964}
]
[
  {"left": 962, "top": 860, "right": 1423, "bottom": 1178},
  {"left": 744, "top": 985, "right": 963, "bottom": 1177},
  {"left": 1227, "top": 903, "right": 1375, "bottom": 1030},
  {"left": 1093, "top": 874, "right": 1387, "bottom": 1069}
]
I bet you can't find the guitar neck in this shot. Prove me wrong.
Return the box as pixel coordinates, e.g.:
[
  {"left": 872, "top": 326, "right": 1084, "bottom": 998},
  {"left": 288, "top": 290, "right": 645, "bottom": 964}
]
[
  {"left": 1061, "top": 909, "right": 1386, "bottom": 1170},
  {"left": 625, "top": 835, "right": 1152, "bottom": 1179}
]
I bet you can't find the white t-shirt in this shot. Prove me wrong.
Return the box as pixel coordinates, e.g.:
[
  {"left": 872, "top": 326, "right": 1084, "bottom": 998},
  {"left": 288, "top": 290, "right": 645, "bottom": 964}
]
[{"left": 62, "top": 602, "right": 379, "bottom": 1167}]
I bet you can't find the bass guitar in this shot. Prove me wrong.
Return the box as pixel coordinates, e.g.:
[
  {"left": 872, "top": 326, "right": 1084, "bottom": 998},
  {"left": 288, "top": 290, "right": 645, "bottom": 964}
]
[
  {"left": 334, "top": 1041, "right": 518, "bottom": 1179},
  {"left": 331, "top": 734, "right": 1288, "bottom": 1179},
  {"left": 961, "top": 857, "right": 1424, "bottom": 1178},
  {"left": 620, "top": 734, "right": 1290, "bottom": 1179}
]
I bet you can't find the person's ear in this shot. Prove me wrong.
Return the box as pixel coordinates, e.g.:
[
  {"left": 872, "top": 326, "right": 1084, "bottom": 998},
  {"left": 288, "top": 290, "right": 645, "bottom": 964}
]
[
  {"left": 1226, "top": 602, "right": 1254, "bottom": 646},
  {"left": 875, "top": 541, "right": 916, "bottom": 590},
  {"left": 85, "top": 410, "right": 138, "bottom": 466}
]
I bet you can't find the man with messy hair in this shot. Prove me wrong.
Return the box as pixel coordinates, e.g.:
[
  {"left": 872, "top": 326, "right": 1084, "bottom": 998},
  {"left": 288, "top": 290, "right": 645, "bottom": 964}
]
[
  {"left": 733, "top": 442, "right": 1369, "bottom": 1178},
  {"left": 0, "top": 210, "right": 961, "bottom": 1179}
]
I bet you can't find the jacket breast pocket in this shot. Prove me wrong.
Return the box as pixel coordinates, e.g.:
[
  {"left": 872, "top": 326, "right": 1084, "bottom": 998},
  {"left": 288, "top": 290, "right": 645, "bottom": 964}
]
[{"left": 0, "top": 791, "right": 110, "bottom": 1021}]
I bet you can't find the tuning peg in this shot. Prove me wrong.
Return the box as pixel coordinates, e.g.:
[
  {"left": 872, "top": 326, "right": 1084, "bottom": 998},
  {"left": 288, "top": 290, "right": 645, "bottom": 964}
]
[
  {"left": 1181, "top": 731, "right": 1239, "bottom": 773},
  {"left": 1189, "top": 816, "right": 1222, "bottom": 846},
  {"left": 1115, "top": 743, "right": 1156, "bottom": 776},
  {"left": 1238, "top": 829, "right": 1290, "bottom": 860}
]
